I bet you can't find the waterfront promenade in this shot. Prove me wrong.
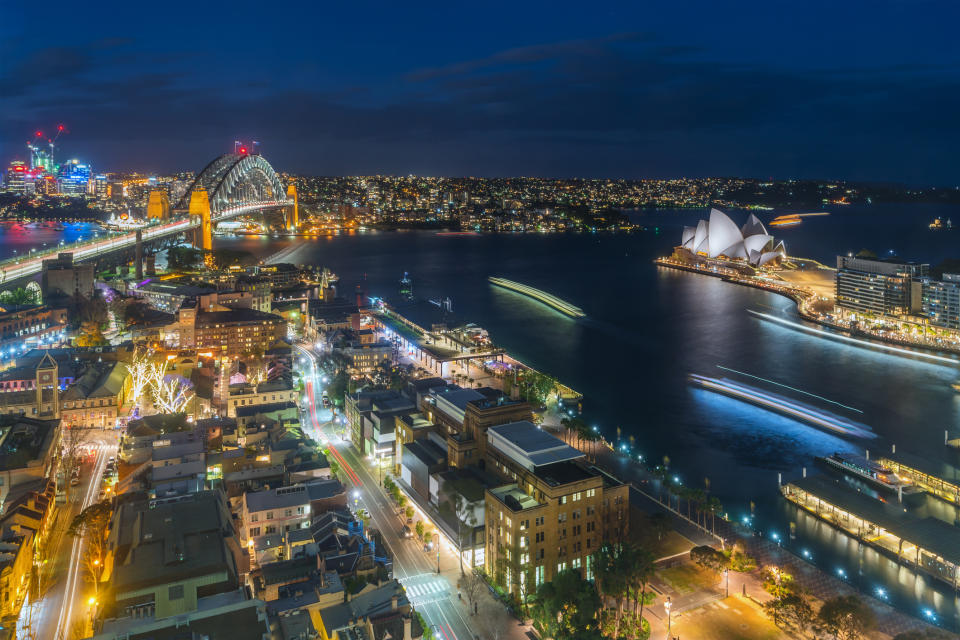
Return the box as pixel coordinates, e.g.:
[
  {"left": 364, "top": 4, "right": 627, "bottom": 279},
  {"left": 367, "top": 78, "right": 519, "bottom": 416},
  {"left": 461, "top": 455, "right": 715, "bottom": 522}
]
[{"left": 655, "top": 256, "right": 960, "bottom": 358}]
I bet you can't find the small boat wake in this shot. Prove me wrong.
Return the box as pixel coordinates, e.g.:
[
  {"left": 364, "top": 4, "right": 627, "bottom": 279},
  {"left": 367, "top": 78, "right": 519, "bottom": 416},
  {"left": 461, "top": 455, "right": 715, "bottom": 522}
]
[{"left": 689, "top": 373, "right": 876, "bottom": 439}]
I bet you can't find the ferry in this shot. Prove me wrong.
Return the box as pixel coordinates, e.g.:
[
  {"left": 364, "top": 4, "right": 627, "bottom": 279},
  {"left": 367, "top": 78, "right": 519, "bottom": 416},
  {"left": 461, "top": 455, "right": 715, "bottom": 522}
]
[
  {"left": 821, "top": 452, "right": 922, "bottom": 495},
  {"left": 951, "top": 381, "right": 960, "bottom": 393},
  {"left": 769, "top": 215, "right": 802, "bottom": 228},
  {"left": 929, "top": 218, "right": 953, "bottom": 231}
]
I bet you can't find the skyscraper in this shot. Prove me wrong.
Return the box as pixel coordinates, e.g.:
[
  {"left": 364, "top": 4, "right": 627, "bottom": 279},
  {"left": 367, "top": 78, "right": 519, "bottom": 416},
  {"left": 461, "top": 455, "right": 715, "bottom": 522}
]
[
  {"left": 4, "top": 162, "right": 27, "bottom": 194},
  {"left": 57, "top": 160, "right": 91, "bottom": 195}
]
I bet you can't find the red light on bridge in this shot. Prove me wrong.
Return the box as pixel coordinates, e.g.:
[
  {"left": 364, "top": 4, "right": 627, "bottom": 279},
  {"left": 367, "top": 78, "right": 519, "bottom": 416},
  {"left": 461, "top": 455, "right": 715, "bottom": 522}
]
[
  {"left": 239, "top": 146, "right": 248, "bottom": 154},
  {"left": 58, "top": 125, "right": 64, "bottom": 131},
  {"left": 35, "top": 131, "right": 42, "bottom": 137}
]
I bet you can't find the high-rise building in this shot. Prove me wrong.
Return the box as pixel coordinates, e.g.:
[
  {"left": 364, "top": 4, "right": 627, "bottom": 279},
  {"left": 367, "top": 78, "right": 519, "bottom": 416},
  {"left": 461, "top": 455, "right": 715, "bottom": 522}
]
[
  {"left": 57, "top": 160, "right": 91, "bottom": 195},
  {"left": 922, "top": 273, "right": 960, "bottom": 330},
  {"left": 92, "top": 174, "right": 108, "bottom": 198},
  {"left": 836, "top": 256, "right": 928, "bottom": 316},
  {"left": 4, "top": 162, "right": 27, "bottom": 194}
]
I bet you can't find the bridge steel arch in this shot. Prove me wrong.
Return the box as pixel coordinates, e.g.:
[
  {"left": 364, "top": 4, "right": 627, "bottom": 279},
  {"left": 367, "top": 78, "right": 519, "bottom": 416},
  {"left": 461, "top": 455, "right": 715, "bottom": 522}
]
[{"left": 174, "top": 153, "right": 288, "bottom": 215}]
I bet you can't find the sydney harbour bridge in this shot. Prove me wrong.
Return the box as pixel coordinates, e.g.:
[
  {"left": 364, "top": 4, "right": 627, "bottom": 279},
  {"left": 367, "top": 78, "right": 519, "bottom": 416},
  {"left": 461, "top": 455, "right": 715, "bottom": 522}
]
[{"left": 0, "top": 151, "right": 298, "bottom": 286}]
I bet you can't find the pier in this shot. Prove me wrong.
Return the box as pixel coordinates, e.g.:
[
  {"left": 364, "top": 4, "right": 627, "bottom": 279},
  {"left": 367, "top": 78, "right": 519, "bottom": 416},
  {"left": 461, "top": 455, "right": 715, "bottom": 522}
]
[
  {"left": 782, "top": 475, "right": 960, "bottom": 588},
  {"left": 879, "top": 450, "right": 960, "bottom": 505}
]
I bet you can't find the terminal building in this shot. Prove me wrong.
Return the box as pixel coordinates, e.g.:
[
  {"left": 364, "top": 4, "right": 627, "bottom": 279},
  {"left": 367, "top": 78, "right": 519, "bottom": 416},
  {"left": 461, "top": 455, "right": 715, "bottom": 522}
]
[{"left": 835, "top": 256, "right": 928, "bottom": 316}]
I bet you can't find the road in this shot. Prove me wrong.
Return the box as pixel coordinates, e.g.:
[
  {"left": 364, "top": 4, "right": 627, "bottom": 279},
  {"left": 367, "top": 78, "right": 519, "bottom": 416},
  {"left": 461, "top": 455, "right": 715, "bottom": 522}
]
[
  {"left": 16, "top": 435, "right": 115, "bottom": 640},
  {"left": 0, "top": 200, "right": 288, "bottom": 284},
  {"left": 295, "top": 345, "right": 478, "bottom": 640}
]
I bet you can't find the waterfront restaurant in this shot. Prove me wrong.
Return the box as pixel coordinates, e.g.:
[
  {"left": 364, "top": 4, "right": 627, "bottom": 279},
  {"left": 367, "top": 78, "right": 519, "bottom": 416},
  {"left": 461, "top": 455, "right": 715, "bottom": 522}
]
[{"left": 782, "top": 475, "right": 960, "bottom": 588}]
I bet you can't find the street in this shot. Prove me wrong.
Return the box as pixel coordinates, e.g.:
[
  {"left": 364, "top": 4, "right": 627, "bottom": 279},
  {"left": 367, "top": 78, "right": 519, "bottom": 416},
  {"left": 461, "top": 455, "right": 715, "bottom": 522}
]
[
  {"left": 296, "top": 344, "right": 487, "bottom": 640},
  {"left": 17, "top": 435, "right": 115, "bottom": 640}
]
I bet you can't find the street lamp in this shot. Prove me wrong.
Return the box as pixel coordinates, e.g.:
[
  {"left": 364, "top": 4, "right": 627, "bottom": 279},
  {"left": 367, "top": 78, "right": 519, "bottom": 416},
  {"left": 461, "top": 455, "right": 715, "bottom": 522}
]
[
  {"left": 664, "top": 596, "right": 672, "bottom": 639},
  {"left": 436, "top": 532, "right": 441, "bottom": 574},
  {"left": 723, "top": 568, "right": 729, "bottom": 598}
]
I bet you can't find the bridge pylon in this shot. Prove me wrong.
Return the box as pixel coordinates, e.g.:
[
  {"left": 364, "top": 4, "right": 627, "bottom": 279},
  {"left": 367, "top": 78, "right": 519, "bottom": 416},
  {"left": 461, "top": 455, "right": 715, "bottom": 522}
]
[
  {"left": 147, "top": 189, "right": 171, "bottom": 221},
  {"left": 286, "top": 182, "right": 299, "bottom": 231},
  {"left": 188, "top": 188, "right": 213, "bottom": 254}
]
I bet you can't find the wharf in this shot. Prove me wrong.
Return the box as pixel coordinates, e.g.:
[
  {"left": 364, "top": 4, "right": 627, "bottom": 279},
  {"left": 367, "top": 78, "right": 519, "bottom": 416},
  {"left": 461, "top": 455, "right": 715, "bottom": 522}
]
[
  {"left": 371, "top": 307, "right": 582, "bottom": 401},
  {"left": 879, "top": 450, "right": 960, "bottom": 505},
  {"left": 782, "top": 475, "right": 960, "bottom": 588}
]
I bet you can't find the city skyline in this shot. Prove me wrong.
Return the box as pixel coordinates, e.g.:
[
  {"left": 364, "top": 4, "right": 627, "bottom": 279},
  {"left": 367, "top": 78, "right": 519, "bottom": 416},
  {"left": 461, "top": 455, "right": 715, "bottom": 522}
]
[{"left": 2, "top": 1, "right": 959, "bottom": 184}]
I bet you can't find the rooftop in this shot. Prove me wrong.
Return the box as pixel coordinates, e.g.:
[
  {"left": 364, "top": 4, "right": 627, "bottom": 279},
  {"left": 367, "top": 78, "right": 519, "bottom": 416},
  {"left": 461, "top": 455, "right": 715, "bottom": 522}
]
[
  {"left": 245, "top": 479, "right": 345, "bottom": 513},
  {"left": 487, "top": 421, "right": 583, "bottom": 471},
  {"left": 490, "top": 485, "right": 542, "bottom": 511},
  {"left": 110, "top": 491, "right": 237, "bottom": 597}
]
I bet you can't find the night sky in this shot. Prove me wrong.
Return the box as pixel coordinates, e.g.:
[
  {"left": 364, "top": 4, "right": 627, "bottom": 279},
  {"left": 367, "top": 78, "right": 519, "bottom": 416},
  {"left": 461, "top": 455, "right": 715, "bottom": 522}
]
[{"left": 2, "top": 1, "right": 958, "bottom": 183}]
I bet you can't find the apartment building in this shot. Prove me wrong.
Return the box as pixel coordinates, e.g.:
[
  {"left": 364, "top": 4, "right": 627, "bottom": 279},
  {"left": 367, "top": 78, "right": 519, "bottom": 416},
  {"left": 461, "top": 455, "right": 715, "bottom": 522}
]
[
  {"left": 483, "top": 421, "right": 629, "bottom": 600},
  {"left": 836, "top": 255, "right": 928, "bottom": 316}
]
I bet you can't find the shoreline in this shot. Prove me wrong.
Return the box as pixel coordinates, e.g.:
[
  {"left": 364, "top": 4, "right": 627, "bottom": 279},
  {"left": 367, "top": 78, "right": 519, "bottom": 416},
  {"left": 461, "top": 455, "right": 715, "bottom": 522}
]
[{"left": 655, "top": 257, "right": 960, "bottom": 360}]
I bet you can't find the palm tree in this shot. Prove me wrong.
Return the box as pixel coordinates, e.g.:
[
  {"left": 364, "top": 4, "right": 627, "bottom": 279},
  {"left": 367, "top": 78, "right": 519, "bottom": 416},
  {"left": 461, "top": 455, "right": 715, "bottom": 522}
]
[
  {"left": 630, "top": 545, "right": 655, "bottom": 622},
  {"left": 707, "top": 496, "right": 723, "bottom": 534}
]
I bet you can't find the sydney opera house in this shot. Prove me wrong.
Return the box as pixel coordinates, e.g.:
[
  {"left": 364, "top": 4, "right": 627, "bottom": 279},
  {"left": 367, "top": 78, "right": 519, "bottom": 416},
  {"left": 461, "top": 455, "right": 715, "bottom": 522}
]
[{"left": 679, "top": 209, "right": 786, "bottom": 267}]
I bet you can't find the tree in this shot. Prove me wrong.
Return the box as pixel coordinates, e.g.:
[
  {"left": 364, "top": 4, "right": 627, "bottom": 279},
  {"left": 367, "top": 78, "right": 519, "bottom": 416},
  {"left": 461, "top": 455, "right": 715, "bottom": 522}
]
[
  {"left": 74, "top": 320, "right": 107, "bottom": 347},
  {"left": 628, "top": 545, "right": 655, "bottom": 623},
  {"left": 167, "top": 246, "right": 202, "bottom": 269},
  {"left": 0, "top": 286, "right": 39, "bottom": 306},
  {"left": 415, "top": 520, "right": 424, "bottom": 541},
  {"left": 531, "top": 569, "right": 601, "bottom": 640},
  {"left": 458, "top": 571, "right": 485, "bottom": 616},
  {"left": 649, "top": 512, "right": 671, "bottom": 541},
  {"left": 148, "top": 361, "right": 195, "bottom": 413},
  {"left": 127, "top": 346, "right": 152, "bottom": 408},
  {"left": 691, "top": 545, "right": 729, "bottom": 573},
  {"left": 68, "top": 501, "right": 113, "bottom": 597},
  {"left": 405, "top": 506, "right": 415, "bottom": 520},
  {"left": 61, "top": 426, "right": 94, "bottom": 502},
  {"left": 816, "top": 595, "right": 876, "bottom": 640}
]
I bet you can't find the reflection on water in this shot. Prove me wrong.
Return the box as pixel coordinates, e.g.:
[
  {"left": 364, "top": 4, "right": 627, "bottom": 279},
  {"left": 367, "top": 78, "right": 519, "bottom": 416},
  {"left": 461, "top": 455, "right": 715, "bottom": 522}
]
[{"left": 214, "top": 218, "right": 960, "bottom": 628}]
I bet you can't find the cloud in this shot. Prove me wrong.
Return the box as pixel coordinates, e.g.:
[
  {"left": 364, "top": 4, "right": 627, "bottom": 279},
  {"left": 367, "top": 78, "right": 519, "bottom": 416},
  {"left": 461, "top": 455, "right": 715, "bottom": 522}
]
[{"left": 1, "top": 32, "right": 958, "bottom": 183}]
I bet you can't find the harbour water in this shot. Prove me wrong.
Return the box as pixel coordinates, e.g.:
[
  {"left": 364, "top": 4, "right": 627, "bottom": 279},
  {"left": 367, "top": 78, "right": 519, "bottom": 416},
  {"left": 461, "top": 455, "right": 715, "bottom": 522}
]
[
  {"left": 16, "top": 205, "right": 960, "bottom": 627},
  {"left": 215, "top": 204, "right": 960, "bottom": 628}
]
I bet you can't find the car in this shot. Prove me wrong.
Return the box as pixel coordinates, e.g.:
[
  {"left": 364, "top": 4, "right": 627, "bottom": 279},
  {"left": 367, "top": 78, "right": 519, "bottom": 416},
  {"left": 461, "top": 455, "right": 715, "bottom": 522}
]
[
  {"left": 401, "top": 526, "right": 413, "bottom": 538},
  {"left": 70, "top": 476, "right": 80, "bottom": 486}
]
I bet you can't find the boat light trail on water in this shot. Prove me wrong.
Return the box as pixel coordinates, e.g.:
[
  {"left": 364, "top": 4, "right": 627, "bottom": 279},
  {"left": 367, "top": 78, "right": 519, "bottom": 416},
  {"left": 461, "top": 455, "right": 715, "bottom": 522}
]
[
  {"left": 488, "top": 277, "right": 586, "bottom": 318},
  {"left": 689, "top": 374, "right": 876, "bottom": 439},
  {"left": 716, "top": 365, "right": 863, "bottom": 414},
  {"left": 748, "top": 310, "right": 959, "bottom": 365}
]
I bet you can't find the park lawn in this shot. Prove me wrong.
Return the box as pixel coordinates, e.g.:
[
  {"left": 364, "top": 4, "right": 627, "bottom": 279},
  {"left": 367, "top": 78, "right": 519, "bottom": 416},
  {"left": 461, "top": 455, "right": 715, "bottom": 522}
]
[
  {"left": 671, "top": 598, "right": 786, "bottom": 640},
  {"left": 656, "top": 563, "right": 718, "bottom": 596}
]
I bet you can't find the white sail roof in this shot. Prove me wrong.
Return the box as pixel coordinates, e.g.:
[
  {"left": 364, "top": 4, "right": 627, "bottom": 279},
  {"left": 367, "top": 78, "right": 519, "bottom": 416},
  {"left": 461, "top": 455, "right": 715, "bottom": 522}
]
[
  {"left": 693, "top": 220, "right": 709, "bottom": 253},
  {"left": 679, "top": 209, "right": 782, "bottom": 267},
  {"left": 741, "top": 213, "right": 768, "bottom": 238},
  {"left": 707, "top": 209, "right": 743, "bottom": 258}
]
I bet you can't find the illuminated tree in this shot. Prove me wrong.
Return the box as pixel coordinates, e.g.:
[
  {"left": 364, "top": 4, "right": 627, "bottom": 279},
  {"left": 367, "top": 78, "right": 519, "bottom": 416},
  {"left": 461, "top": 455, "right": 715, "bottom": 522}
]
[
  {"left": 149, "top": 361, "right": 195, "bottom": 413},
  {"left": 128, "top": 347, "right": 152, "bottom": 408}
]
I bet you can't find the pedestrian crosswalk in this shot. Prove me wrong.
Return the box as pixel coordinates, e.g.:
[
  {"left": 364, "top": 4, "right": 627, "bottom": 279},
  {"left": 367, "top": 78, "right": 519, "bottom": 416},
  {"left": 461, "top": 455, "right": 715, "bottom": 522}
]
[{"left": 400, "top": 575, "right": 451, "bottom": 606}]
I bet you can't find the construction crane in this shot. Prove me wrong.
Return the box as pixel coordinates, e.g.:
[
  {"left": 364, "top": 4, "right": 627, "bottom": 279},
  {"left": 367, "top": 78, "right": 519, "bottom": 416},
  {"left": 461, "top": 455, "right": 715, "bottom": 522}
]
[
  {"left": 25, "top": 125, "right": 67, "bottom": 172},
  {"left": 49, "top": 124, "right": 66, "bottom": 169}
]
